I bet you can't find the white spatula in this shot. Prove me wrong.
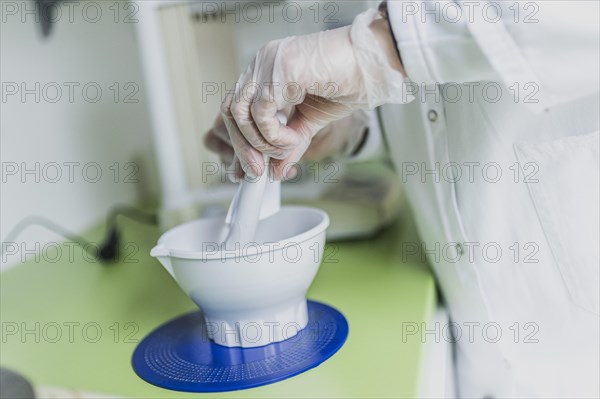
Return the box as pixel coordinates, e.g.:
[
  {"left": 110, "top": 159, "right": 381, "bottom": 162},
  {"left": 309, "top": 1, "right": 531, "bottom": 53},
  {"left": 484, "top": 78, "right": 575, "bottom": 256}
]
[
  {"left": 221, "top": 114, "right": 286, "bottom": 248},
  {"left": 221, "top": 156, "right": 280, "bottom": 247}
]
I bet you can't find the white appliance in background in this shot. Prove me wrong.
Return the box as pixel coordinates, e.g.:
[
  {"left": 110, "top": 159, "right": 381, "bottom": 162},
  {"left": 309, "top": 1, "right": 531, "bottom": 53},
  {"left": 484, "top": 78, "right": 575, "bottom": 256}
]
[{"left": 134, "top": 0, "right": 402, "bottom": 240}]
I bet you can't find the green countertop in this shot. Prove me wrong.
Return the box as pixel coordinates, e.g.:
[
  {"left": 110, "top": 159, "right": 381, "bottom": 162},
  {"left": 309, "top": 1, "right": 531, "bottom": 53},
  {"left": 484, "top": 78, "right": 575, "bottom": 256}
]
[{"left": 0, "top": 210, "right": 435, "bottom": 398}]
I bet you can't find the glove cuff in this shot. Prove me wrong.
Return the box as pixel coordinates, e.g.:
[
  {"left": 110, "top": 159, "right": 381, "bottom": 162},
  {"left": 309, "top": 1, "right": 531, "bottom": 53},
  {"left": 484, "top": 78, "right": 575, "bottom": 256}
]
[{"left": 350, "top": 9, "right": 414, "bottom": 108}]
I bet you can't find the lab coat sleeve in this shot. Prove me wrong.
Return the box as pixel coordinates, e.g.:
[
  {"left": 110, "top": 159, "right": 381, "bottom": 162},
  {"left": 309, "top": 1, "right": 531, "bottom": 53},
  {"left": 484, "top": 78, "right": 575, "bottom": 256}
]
[{"left": 386, "top": 0, "right": 600, "bottom": 109}]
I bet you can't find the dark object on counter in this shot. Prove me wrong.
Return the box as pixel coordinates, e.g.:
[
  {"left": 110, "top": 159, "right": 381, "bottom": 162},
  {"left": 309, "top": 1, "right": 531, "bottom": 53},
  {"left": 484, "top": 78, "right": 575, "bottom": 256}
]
[
  {"left": 0, "top": 368, "right": 36, "bottom": 399},
  {"left": 37, "top": 0, "right": 60, "bottom": 38}
]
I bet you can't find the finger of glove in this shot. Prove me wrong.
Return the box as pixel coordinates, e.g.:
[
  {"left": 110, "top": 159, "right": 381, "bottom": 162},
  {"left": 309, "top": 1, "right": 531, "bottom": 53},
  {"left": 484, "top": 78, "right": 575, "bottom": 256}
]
[
  {"left": 268, "top": 114, "right": 314, "bottom": 181},
  {"left": 249, "top": 99, "right": 305, "bottom": 159},
  {"left": 295, "top": 94, "right": 353, "bottom": 127},
  {"left": 226, "top": 156, "right": 244, "bottom": 183},
  {"left": 221, "top": 92, "right": 265, "bottom": 178},
  {"left": 232, "top": 96, "right": 291, "bottom": 160},
  {"left": 269, "top": 141, "right": 310, "bottom": 181},
  {"left": 210, "top": 115, "right": 231, "bottom": 145},
  {"left": 204, "top": 130, "right": 235, "bottom": 166}
]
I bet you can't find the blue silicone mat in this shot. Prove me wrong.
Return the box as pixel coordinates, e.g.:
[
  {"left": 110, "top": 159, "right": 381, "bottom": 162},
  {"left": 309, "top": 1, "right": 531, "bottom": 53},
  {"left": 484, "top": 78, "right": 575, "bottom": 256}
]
[{"left": 132, "top": 300, "right": 349, "bottom": 392}]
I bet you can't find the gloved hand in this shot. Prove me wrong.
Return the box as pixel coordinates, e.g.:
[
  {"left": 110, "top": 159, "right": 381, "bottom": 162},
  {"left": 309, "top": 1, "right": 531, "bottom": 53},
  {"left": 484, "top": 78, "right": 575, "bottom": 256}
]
[
  {"left": 204, "top": 110, "right": 371, "bottom": 181},
  {"left": 303, "top": 109, "right": 370, "bottom": 162},
  {"left": 218, "top": 8, "right": 409, "bottom": 180}
]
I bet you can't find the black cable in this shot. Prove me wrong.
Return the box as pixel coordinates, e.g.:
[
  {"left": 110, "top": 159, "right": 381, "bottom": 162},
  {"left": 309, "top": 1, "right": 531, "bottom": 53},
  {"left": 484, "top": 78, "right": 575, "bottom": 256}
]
[
  {"left": 99, "top": 205, "right": 159, "bottom": 262},
  {"left": 1, "top": 215, "right": 97, "bottom": 259},
  {"left": 1, "top": 206, "right": 158, "bottom": 264}
]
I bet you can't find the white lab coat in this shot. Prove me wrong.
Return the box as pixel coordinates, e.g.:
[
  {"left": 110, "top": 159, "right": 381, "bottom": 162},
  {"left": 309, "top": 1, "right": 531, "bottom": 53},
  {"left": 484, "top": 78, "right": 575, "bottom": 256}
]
[{"left": 376, "top": 1, "right": 599, "bottom": 397}]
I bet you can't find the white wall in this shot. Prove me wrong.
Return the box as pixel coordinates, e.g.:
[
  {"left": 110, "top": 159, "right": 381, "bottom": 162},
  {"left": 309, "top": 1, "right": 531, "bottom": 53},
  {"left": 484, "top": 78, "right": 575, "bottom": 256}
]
[{"left": 1, "top": 0, "right": 157, "bottom": 270}]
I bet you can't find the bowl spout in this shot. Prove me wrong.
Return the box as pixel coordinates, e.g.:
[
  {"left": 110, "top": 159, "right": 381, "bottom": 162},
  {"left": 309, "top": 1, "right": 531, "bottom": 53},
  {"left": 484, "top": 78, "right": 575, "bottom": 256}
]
[{"left": 150, "top": 245, "right": 174, "bottom": 278}]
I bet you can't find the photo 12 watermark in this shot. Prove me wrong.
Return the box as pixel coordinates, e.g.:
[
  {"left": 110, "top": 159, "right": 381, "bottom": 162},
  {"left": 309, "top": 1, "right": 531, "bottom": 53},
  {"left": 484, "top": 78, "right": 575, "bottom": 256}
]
[
  {"left": 1, "top": 240, "right": 141, "bottom": 265},
  {"left": 201, "top": 319, "right": 337, "bottom": 346},
  {"left": 1, "top": 161, "right": 140, "bottom": 184},
  {"left": 2, "top": 82, "right": 140, "bottom": 104},
  {"left": 201, "top": 160, "right": 341, "bottom": 184},
  {"left": 398, "top": 161, "right": 539, "bottom": 185},
  {"left": 1, "top": 321, "right": 140, "bottom": 344},
  {"left": 401, "top": 320, "right": 540, "bottom": 344},
  {"left": 202, "top": 80, "right": 340, "bottom": 105},
  {"left": 396, "top": 1, "right": 540, "bottom": 24},
  {"left": 1, "top": 1, "right": 139, "bottom": 25},
  {"left": 193, "top": 1, "right": 341, "bottom": 25},
  {"left": 404, "top": 81, "right": 540, "bottom": 105},
  {"left": 198, "top": 240, "right": 340, "bottom": 264},
  {"left": 401, "top": 241, "right": 540, "bottom": 264}
]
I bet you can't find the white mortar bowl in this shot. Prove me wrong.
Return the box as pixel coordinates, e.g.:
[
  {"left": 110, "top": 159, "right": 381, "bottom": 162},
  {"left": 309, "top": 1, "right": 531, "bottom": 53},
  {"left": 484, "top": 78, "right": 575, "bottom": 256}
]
[{"left": 150, "top": 206, "right": 329, "bottom": 348}]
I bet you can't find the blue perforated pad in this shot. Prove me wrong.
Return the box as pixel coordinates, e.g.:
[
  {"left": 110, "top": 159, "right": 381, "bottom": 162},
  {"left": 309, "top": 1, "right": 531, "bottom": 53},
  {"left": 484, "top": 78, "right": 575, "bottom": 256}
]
[{"left": 132, "top": 300, "right": 348, "bottom": 392}]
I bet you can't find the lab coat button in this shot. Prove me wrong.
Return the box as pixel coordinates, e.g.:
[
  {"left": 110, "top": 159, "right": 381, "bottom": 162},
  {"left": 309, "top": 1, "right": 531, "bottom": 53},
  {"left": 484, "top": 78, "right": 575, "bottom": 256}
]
[{"left": 428, "top": 110, "right": 438, "bottom": 122}]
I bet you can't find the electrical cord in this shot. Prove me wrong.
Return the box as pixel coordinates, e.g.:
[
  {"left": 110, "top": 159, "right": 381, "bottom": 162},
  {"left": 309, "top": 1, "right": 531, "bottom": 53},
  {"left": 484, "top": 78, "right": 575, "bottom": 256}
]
[
  {"left": 99, "top": 205, "right": 159, "bottom": 261},
  {"left": 0, "top": 205, "right": 158, "bottom": 264}
]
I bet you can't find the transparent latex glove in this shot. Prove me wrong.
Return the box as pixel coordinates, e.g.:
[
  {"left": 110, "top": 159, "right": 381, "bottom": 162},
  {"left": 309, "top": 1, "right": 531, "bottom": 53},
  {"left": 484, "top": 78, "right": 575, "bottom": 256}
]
[
  {"left": 219, "top": 8, "right": 409, "bottom": 180},
  {"left": 204, "top": 110, "right": 370, "bottom": 180},
  {"left": 302, "top": 109, "right": 370, "bottom": 161}
]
